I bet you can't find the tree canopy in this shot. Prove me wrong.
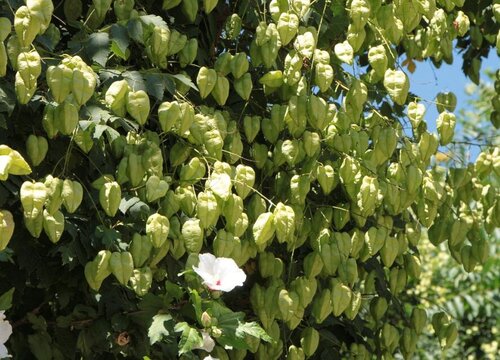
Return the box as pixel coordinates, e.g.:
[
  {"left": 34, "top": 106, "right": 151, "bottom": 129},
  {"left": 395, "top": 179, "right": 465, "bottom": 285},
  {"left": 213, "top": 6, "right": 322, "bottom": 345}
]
[{"left": 0, "top": 0, "right": 499, "bottom": 358}]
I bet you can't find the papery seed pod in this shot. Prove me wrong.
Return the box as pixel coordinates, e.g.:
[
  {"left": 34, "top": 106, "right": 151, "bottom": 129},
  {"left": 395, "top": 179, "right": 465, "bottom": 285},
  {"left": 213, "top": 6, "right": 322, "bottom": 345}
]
[
  {"left": 231, "top": 52, "right": 249, "bottom": 79},
  {"left": 114, "top": 0, "right": 135, "bottom": 20},
  {"left": 370, "top": 297, "right": 388, "bottom": 322},
  {"left": 17, "top": 50, "right": 42, "bottom": 88},
  {"left": 222, "top": 194, "right": 243, "bottom": 226},
  {"left": 163, "top": 0, "right": 182, "bottom": 10},
  {"left": 243, "top": 115, "right": 260, "bottom": 143},
  {"left": 331, "top": 280, "right": 352, "bottom": 317},
  {"left": 84, "top": 250, "right": 112, "bottom": 291},
  {"left": 0, "top": 18, "right": 11, "bottom": 42},
  {"left": 157, "top": 101, "right": 180, "bottom": 133},
  {"left": 383, "top": 69, "right": 409, "bottom": 105},
  {"left": 202, "top": 0, "right": 218, "bottom": 14},
  {"left": 334, "top": 41, "right": 354, "bottom": 65},
  {"left": 110, "top": 251, "right": 134, "bottom": 285},
  {"left": 303, "top": 131, "right": 320, "bottom": 157},
  {"left": 318, "top": 240, "right": 340, "bottom": 276},
  {"left": 166, "top": 30, "right": 187, "bottom": 56},
  {"left": 126, "top": 90, "right": 150, "bottom": 126},
  {"left": 55, "top": 99, "right": 79, "bottom": 136},
  {"left": 42, "top": 104, "right": 58, "bottom": 139},
  {"left": 300, "top": 327, "right": 319, "bottom": 357},
  {"left": 316, "top": 164, "right": 337, "bottom": 195},
  {"left": 0, "top": 210, "right": 15, "bottom": 251},
  {"left": 42, "top": 209, "right": 64, "bottom": 243},
  {"left": 130, "top": 233, "right": 152, "bottom": 268},
  {"left": 213, "top": 229, "right": 237, "bottom": 258},
  {"left": 196, "top": 191, "right": 220, "bottom": 229},
  {"left": 287, "top": 345, "right": 305, "bottom": 360},
  {"left": 211, "top": 75, "right": 229, "bottom": 106},
  {"left": 0, "top": 43, "right": 7, "bottom": 77},
  {"left": 20, "top": 181, "right": 47, "bottom": 219},
  {"left": 146, "top": 213, "right": 169, "bottom": 248},
  {"left": 253, "top": 212, "right": 275, "bottom": 249},
  {"left": 181, "top": 0, "right": 198, "bottom": 23},
  {"left": 436, "top": 111, "right": 456, "bottom": 145},
  {"left": 368, "top": 44, "right": 388, "bottom": 75},
  {"left": 234, "top": 72, "right": 253, "bottom": 100},
  {"left": 179, "top": 38, "right": 198, "bottom": 68},
  {"left": 14, "top": 6, "right": 42, "bottom": 48},
  {"left": 15, "top": 72, "right": 36, "bottom": 104},
  {"left": 47, "top": 65, "right": 73, "bottom": 104},
  {"left": 197, "top": 67, "right": 217, "bottom": 99},
  {"left": 182, "top": 218, "right": 203, "bottom": 253},
  {"left": 175, "top": 185, "right": 197, "bottom": 216},
  {"left": 145, "top": 176, "right": 169, "bottom": 203},
  {"left": 407, "top": 101, "right": 425, "bottom": 129},
  {"left": 294, "top": 30, "right": 315, "bottom": 59},
  {"left": 61, "top": 180, "right": 83, "bottom": 213},
  {"left": 314, "top": 62, "right": 333, "bottom": 93},
  {"left": 92, "top": 0, "right": 113, "bottom": 19},
  {"left": 411, "top": 307, "right": 427, "bottom": 334},
  {"left": 99, "top": 181, "right": 121, "bottom": 217},
  {"left": 234, "top": 165, "right": 255, "bottom": 200},
  {"left": 277, "top": 12, "right": 299, "bottom": 46},
  {"left": 381, "top": 323, "right": 400, "bottom": 352},
  {"left": 224, "top": 13, "right": 241, "bottom": 40},
  {"left": 436, "top": 92, "right": 457, "bottom": 113},
  {"left": 260, "top": 24, "right": 282, "bottom": 68},
  {"left": 105, "top": 79, "right": 130, "bottom": 117},
  {"left": 380, "top": 236, "right": 399, "bottom": 267},
  {"left": 273, "top": 202, "right": 295, "bottom": 243},
  {"left": 26, "top": 135, "right": 48, "bottom": 167},
  {"left": 72, "top": 68, "right": 97, "bottom": 106},
  {"left": 129, "top": 267, "right": 152, "bottom": 296}
]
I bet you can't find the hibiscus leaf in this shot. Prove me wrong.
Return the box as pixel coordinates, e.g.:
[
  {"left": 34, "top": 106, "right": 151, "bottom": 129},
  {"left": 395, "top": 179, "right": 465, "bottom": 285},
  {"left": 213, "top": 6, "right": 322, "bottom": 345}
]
[
  {"left": 210, "top": 303, "right": 245, "bottom": 334},
  {"left": 174, "top": 322, "right": 203, "bottom": 355},
  {"left": 235, "top": 321, "right": 273, "bottom": 343},
  {"left": 189, "top": 289, "right": 202, "bottom": 322},
  {"left": 148, "top": 313, "right": 172, "bottom": 345},
  {"left": 0, "top": 287, "right": 14, "bottom": 311}
]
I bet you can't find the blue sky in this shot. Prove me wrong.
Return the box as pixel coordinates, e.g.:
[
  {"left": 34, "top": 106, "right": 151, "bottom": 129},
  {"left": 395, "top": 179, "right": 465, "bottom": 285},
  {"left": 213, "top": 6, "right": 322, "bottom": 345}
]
[
  {"left": 344, "top": 46, "right": 499, "bottom": 162},
  {"left": 407, "top": 48, "right": 499, "bottom": 162},
  {"left": 408, "top": 49, "right": 499, "bottom": 133}
]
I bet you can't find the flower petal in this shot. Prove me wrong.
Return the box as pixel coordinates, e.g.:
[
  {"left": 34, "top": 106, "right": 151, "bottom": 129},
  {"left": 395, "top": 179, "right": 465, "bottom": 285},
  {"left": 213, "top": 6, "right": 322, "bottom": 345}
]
[
  {"left": 0, "top": 343, "right": 10, "bottom": 358},
  {"left": 196, "top": 253, "right": 217, "bottom": 274},
  {"left": 0, "top": 320, "right": 12, "bottom": 344}
]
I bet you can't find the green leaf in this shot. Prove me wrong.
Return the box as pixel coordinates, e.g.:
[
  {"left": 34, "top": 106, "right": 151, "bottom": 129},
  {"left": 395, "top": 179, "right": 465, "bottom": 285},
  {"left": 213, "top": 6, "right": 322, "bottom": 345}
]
[
  {"left": 235, "top": 321, "right": 273, "bottom": 342},
  {"left": 123, "top": 71, "right": 148, "bottom": 92},
  {"left": 165, "top": 281, "right": 184, "bottom": 301},
  {"left": 144, "top": 73, "right": 167, "bottom": 101},
  {"left": 127, "top": 18, "right": 144, "bottom": 44},
  {"left": 168, "top": 74, "right": 199, "bottom": 91},
  {"left": 140, "top": 15, "right": 169, "bottom": 30},
  {"left": 189, "top": 289, "right": 202, "bottom": 322},
  {"left": 104, "top": 126, "right": 121, "bottom": 143},
  {"left": 93, "top": 124, "right": 108, "bottom": 139},
  {"left": 0, "top": 78, "right": 16, "bottom": 115},
  {"left": 0, "top": 288, "right": 14, "bottom": 311},
  {"left": 28, "top": 333, "right": 53, "bottom": 360},
  {"left": 174, "top": 322, "right": 204, "bottom": 355},
  {"left": 110, "top": 24, "right": 130, "bottom": 60},
  {"left": 85, "top": 33, "right": 111, "bottom": 67},
  {"left": 148, "top": 313, "right": 172, "bottom": 345}
]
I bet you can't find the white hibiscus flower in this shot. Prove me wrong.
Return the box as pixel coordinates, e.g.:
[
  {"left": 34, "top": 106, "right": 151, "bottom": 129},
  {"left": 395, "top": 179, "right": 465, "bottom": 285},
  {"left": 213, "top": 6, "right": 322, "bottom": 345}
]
[
  {"left": 203, "top": 356, "right": 219, "bottom": 360},
  {"left": 193, "top": 253, "right": 246, "bottom": 292},
  {"left": 0, "top": 311, "right": 12, "bottom": 358},
  {"left": 193, "top": 330, "right": 215, "bottom": 353}
]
